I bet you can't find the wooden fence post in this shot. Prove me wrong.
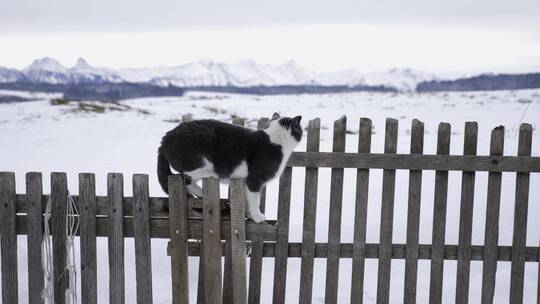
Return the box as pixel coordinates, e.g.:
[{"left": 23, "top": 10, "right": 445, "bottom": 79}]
[
  {"left": 230, "top": 178, "right": 247, "bottom": 304},
  {"left": 169, "top": 175, "right": 190, "bottom": 304},
  {"left": 203, "top": 178, "right": 223, "bottom": 304},
  {"left": 26, "top": 172, "right": 44, "bottom": 304},
  {"left": 325, "top": 116, "right": 347, "bottom": 304},
  {"left": 429, "top": 123, "right": 451, "bottom": 304},
  {"left": 272, "top": 166, "right": 293, "bottom": 304},
  {"left": 79, "top": 173, "right": 98, "bottom": 304},
  {"left": 376, "top": 118, "right": 399, "bottom": 304},
  {"left": 403, "top": 119, "right": 424, "bottom": 304},
  {"left": 509, "top": 123, "right": 532, "bottom": 303},
  {"left": 52, "top": 172, "right": 68, "bottom": 304},
  {"left": 133, "top": 174, "right": 153, "bottom": 304},
  {"left": 351, "top": 118, "right": 372, "bottom": 304},
  {"left": 108, "top": 173, "right": 125, "bottom": 304},
  {"left": 224, "top": 117, "right": 246, "bottom": 304},
  {"left": 456, "top": 122, "right": 478, "bottom": 304},
  {"left": 481, "top": 126, "right": 504, "bottom": 304},
  {"left": 0, "top": 172, "right": 18, "bottom": 304},
  {"left": 299, "top": 118, "right": 321, "bottom": 304}
]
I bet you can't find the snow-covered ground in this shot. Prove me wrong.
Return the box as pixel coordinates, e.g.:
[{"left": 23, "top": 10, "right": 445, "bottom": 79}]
[{"left": 0, "top": 89, "right": 539, "bottom": 303}]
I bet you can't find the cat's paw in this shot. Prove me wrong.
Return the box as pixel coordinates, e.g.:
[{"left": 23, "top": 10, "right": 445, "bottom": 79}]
[{"left": 248, "top": 212, "right": 266, "bottom": 224}]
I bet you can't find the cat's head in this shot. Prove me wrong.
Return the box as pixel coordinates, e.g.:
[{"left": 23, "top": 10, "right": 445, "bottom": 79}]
[{"left": 270, "top": 112, "right": 303, "bottom": 142}]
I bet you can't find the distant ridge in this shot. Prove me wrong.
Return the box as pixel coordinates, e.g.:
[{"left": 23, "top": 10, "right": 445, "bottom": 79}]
[
  {"left": 0, "top": 57, "right": 539, "bottom": 95},
  {"left": 416, "top": 73, "right": 540, "bottom": 92}
]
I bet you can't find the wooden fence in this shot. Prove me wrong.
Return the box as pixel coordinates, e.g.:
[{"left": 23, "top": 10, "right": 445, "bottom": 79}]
[{"left": 0, "top": 116, "right": 539, "bottom": 304}]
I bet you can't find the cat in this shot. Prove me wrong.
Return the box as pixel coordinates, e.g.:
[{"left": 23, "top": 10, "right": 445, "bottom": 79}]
[{"left": 157, "top": 113, "right": 302, "bottom": 223}]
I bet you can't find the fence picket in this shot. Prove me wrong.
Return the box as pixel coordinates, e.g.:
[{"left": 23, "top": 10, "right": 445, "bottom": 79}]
[
  {"left": 230, "top": 178, "right": 247, "bottom": 304},
  {"left": 481, "top": 126, "right": 504, "bottom": 304},
  {"left": 248, "top": 117, "right": 270, "bottom": 304},
  {"left": 272, "top": 166, "right": 293, "bottom": 304},
  {"left": 224, "top": 117, "right": 246, "bottom": 304},
  {"left": 203, "top": 178, "right": 223, "bottom": 304},
  {"left": 79, "top": 173, "right": 98, "bottom": 304},
  {"left": 403, "top": 119, "right": 424, "bottom": 303},
  {"left": 325, "top": 116, "right": 347, "bottom": 304},
  {"left": 510, "top": 123, "right": 532, "bottom": 303},
  {"left": 0, "top": 172, "right": 18, "bottom": 304},
  {"left": 456, "top": 122, "right": 478, "bottom": 303},
  {"left": 376, "top": 118, "right": 399, "bottom": 304},
  {"left": 108, "top": 173, "right": 125, "bottom": 304},
  {"left": 429, "top": 123, "right": 451, "bottom": 304},
  {"left": 299, "top": 118, "right": 321, "bottom": 304},
  {"left": 133, "top": 174, "right": 153, "bottom": 304},
  {"left": 52, "top": 172, "right": 69, "bottom": 304},
  {"left": 351, "top": 118, "right": 372, "bottom": 304},
  {"left": 169, "top": 175, "right": 190, "bottom": 304},
  {"left": 26, "top": 172, "right": 44, "bottom": 304}
]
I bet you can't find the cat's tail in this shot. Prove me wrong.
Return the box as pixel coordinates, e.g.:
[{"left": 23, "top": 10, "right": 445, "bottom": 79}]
[{"left": 157, "top": 149, "right": 172, "bottom": 194}]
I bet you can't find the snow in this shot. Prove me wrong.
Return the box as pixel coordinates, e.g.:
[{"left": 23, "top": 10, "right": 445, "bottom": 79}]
[{"left": 0, "top": 89, "right": 539, "bottom": 303}]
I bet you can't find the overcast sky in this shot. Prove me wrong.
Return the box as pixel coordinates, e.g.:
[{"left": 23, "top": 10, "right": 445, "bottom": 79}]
[{"left": 1, "top": 0, "right": 539, "bottom": 73}]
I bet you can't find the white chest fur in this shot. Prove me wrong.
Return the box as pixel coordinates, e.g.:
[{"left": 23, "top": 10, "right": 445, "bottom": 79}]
[{"left": 263, "top": 121, "right": 299, "bottom": 179}]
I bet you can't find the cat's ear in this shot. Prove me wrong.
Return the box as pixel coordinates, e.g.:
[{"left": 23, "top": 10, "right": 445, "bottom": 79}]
[
  {"left": 292, "top": 115, "right": 302, "bottom": 125},
  {"left": 271, "top": 112, "right": 281, "bottom": 120}
]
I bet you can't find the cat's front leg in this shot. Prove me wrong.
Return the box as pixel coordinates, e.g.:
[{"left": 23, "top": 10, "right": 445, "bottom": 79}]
[{"left": 244, "top": 184, "right": 266, "bottom": 223}]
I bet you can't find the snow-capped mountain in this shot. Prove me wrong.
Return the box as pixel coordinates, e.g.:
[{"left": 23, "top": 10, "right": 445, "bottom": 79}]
[
  {"left": 1, "top": 57, "right": 437, "bottom": 91},
  {"left": 22, "top": 57, "right": 71, "bottom": 84},
  {"left": 122, "top": 59, "right": 320, "bottom": 87},
  {"left": 69, "top": 58, "right": 124, "bottom": 84},
  {"left": 0, "top": 67, "right": 28, "bottom": 83},
  {"left": 21, "top": 57, "right": 123, "bottom": 84}
]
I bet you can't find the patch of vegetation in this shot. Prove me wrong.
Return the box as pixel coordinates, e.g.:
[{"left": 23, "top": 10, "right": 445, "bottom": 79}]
[
  {"left": 163, "top": 118, "right": 181, "bottom": 123},
  {"left": 50, "top": 98, "right": 71, "bottom": 105},
  {"left": 202, "top": 106, "right": 227, "bottom": 115},
  {"left": 59, "top": 100, "right": 151, "bottom": 115}
]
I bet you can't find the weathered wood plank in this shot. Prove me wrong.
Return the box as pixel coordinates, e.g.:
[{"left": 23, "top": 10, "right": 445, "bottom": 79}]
[
  {"left": 325, "top": 116, "right": 347, "bottom": 304},
  {"left": 481, "top": 126, "right": 504, "bottom": 304},
  {"left": 0, "top": 172, "right": 18, "bottom": 304},
  {"left": 351, "top": 118, "right": 372, "bottom": 304},
  {"left": 287, "top": 152, "right": 540, "bottom": 172},
  {"left": 79, "top": 173, "right": 97, "bottom": 304},
  {"left": 299, "top": 118, "right": 321, "bottom": 304},
  {"left": 51, "top": 172, "right": 68, "bottom": 304},
  {"left": 179, "top": 241, "right": 539, "bottom": 261},
  {"left": 223, "top": 118, "right": 245, "bottom": 304},
  {"left": 230, "top": 178, "right": 247, "bottom": 304},
  {"left": 168, "top": 175, "right": 190, "bottom": 304},
  {"left": 133, "top": 174, "right": 153, "bottom": 304},
  {"left": 376, "top": 118, "right": 399, "bottom": 304},
  {"left": 26, "top": 172, "right": 44, "bottom": 304},
  {"left": 429, "top": 123, "right": 451, "bottom": 304},
  {"left": 203, "top": 178, "right": 223, "bottom": 304},
  {"left": 108, "top": 173, "right": 125, "bottom": 304},
  {"left": 510, "top": 123, "right": 532, "bottom": 303},
  {"left": 456, "top": 122, "right": 478, "bottom": 304},
  {"left": 403, "top": 119, "right": 424, "bottom": 304},
  {"left": 248, "top": 117, "right": 270, "bottom": 304},
  {"left": 272, "top": 167, "right": 293, "bottom": 304}
]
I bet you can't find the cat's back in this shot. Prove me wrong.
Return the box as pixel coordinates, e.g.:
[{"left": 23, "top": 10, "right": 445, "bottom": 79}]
[{"left": 161, "top": 119, "right": 254, "bottom": 149}]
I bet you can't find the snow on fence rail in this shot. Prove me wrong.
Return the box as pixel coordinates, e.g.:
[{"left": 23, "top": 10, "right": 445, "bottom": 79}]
[{"left": 1, "top": 116, "right": 539, "bottom": 304}]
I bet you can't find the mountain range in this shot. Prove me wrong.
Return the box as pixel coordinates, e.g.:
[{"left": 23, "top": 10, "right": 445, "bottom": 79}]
[
  {"left": 1, "top": 57, "right": 539, "bottom": 94},
  {"left": 0, "top": 57, "right": 436, "bottom": 92}
]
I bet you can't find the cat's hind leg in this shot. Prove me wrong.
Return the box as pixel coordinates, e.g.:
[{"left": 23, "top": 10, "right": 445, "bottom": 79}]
[{"left": 244, "top": 184, "right": 266, "bottom": 223}]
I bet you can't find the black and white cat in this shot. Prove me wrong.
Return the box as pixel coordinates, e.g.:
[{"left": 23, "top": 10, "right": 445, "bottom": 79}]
[{"left": 157, "top": 113, "right": 302, "bottom": 223}]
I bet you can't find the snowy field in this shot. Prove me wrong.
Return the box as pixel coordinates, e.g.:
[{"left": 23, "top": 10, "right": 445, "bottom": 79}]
[{"left": 1, "top": 89, "right": 539, "bottom": 303}]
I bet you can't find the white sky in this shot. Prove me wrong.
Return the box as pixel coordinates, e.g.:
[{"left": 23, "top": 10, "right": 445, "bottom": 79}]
[{"left": 1, "top": 0, "right": 539, "bottom": 73}]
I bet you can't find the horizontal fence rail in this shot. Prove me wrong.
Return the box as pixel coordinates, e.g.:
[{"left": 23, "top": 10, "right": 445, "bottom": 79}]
[{"left": 1, "top": 116, "right": 539, "bottom": 304}]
